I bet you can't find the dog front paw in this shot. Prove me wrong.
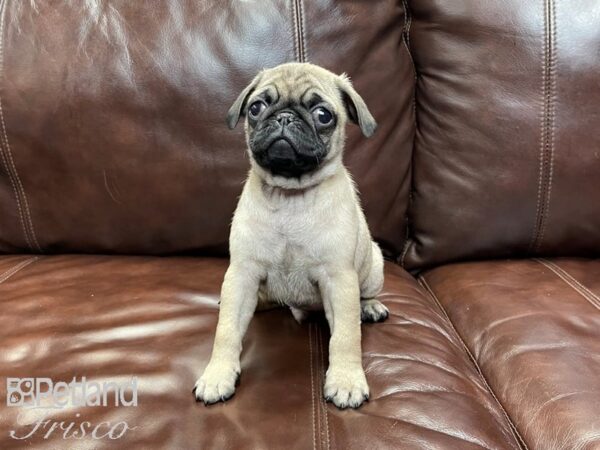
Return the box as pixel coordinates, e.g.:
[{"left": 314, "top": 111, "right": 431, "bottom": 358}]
[
  {"left": 193, "top": 361, "right": 240, "bottom": 405},
  {"left": 324, "top": 365, "right": 369, "bottom": 409},
  {"left": 360, "top": 299, "right": 389, "bottom": 323}
]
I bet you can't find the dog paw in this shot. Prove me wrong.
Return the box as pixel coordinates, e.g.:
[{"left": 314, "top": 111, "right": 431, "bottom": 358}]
[
  {"left": 324, "top": 366, "right": 369, "bottom": 409},
  {"left": 290, "top": 307, "right": 309, "bottom": 324},
  {"left": 360, "top": 299, "right": 389, "bottom": 323},
  {"left": 193, "top": 361, "right": 240, "bottom": 405}
]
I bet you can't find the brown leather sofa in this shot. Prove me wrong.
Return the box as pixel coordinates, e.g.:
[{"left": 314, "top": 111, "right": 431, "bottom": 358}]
[{"left": 1, "top": 1, "right": 598, "bottom": 449}]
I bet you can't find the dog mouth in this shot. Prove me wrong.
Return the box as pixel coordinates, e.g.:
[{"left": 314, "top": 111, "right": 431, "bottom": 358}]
[
  {"left": 252, "top": 136, "right": 323, "bottom": 178},
  {"left": 266, "top": 138, "right": 297, "bottom": 167}
]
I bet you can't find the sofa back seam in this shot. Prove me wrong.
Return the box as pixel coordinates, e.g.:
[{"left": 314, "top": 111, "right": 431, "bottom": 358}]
[
  {"left": 0, "top": 256, "right": 39, "bottom": 285},
  {"left": 535, "top": 259, "right": 600, "bottom": 311}
]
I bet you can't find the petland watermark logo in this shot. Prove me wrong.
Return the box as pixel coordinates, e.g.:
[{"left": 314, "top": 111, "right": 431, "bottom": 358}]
[{"left": 6, "top": 377, "right": 138, "bottom": 441}]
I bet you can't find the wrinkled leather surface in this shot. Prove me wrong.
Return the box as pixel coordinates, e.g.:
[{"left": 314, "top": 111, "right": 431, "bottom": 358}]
[
  {"left": 0, "top": 256, "right": 521, "bottom": 449},
  {"left": 1, "top": 0, "right": 598, "bottom": 448},
  {"left": 403, "top": 0, "right": 600, "bottom": 270},
  {"left": 0, "top": 0, "right": 413, "bottom": 257},
  {"left": 422, "top": 259, "right": 600, "bottom": 450}
]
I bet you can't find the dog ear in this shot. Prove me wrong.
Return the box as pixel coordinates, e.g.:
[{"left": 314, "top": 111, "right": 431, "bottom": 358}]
[
  {"left": 337, "top": 74, "right": 377, "bottom": 138},
  {"left": 226, "top": 73, "right": 263, "bottom": 130}
]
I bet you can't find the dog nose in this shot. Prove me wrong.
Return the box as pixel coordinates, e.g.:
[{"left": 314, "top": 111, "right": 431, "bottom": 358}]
[{"left": 275, "top": 111, "right": 295, "bottom": 126}]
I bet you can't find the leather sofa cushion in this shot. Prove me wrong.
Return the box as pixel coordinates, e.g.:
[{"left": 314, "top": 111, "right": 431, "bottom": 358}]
[
  {"left": 422, "top": 258, "right": 600, "bottom": 449},
  {"left": 403, "top": 0, "right": 600, "bottom": 269},
  {"left": 0, "top": 0, "right": 414, "bottom": 257},
  {"left": 0, "top": 256, "right": 519, "bottom": 449}
]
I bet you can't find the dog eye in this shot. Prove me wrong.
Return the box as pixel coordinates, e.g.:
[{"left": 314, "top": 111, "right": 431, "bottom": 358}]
[
  {"left": 313, "top": 107, "right": 333, "bottom": 126},
  {"left": 248, "top": 101, "right": 267, "bottom": 119}
]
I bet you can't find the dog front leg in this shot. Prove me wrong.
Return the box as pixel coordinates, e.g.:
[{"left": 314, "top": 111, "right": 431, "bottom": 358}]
[
  {"left": 320, "top": 269, "right": 369, "bottom": 409},
  {"left": 193, "top": 263, "right": 261, "bottom": 405}
]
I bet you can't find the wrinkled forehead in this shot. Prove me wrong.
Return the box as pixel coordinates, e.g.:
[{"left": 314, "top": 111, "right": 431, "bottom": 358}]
[{"left": 254, "top": 69, "right": 340, "bottom": 107}]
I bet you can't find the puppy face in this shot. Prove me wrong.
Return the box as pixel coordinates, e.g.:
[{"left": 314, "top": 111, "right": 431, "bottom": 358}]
[{"left": 227, "top": 63, "right": 376, "bottom": 185}]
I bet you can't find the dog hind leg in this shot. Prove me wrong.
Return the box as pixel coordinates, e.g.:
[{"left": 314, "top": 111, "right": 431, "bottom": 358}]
[{"left": 360, "top": 242, "right": 388, "bottom": 323}]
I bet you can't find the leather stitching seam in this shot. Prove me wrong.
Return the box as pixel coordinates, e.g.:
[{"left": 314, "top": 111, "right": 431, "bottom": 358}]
[
  {"left": 292, "top": 0, "right": 306, "bottom": 63},
  {"left": 419, "top": 276, "right": 529, "bottom": 450},
  {"left": 536, "top": 259, "right": 600, "bottom": 311},
  {"left": 309, "top": 323, "right": 318, "bottom": 450},
  {"left": 399, "top": 0, "right": 417, "bottom": 268},
  {"left": 0, "top": 0, "right": 27, "bottom": 252},
  {"left": 318, "top": 326, "right": 330, "bottom": 450},
  {"left": 298, "top": 0, "right": 307, "bottom": 62},
  {"left": 0, "top": 256, "right": 38, "bottom": 285},
  {"left": 530, "top": 0, "right": 548, "bottom": 252},
  {"left": 530, "top": 0, "right": 556, "bottom": 254},
  {"left": 291, "top": 0, "right": 300, "bottom": 62},
  {"left": 0, "top": 0, "right": 41, "bottom": 252},
  {"left": 401, "top": 0, "right": 413, "bottom": 49}
]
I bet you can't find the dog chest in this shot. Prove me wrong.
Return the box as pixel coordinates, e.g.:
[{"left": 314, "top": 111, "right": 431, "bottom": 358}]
[{"left": 261, "top": 240, "right": 322, "bottom": 307}]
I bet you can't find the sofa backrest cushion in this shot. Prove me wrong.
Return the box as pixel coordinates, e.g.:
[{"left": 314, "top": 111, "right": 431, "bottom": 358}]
[
  {"left": 402, "top": 0, "right": 600, "bottom": 270},
  {"left": 0, "top": 0, "right": 414, "bottom": 257}
]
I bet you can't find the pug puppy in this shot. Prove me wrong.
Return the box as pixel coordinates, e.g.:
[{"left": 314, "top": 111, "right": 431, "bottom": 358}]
[{"left": 193, "top": 62, "right": 388, "bottom": 409}]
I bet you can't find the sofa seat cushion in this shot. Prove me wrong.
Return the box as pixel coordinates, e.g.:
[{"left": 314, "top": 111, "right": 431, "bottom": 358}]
[
  {"left": 421, "top": 258, "right": 600, "bottom": 450},
  {"left": 0, "top": 256, "right": 520, "bottom": 449}
]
